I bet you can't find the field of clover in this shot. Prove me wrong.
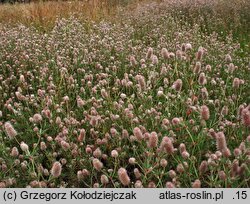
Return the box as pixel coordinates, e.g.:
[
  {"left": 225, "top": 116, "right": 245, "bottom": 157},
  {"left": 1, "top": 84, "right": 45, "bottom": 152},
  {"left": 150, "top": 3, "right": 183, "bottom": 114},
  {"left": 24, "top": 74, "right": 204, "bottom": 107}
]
[{"left": 0, "top": 0, "right": 250, "bottom": 187}]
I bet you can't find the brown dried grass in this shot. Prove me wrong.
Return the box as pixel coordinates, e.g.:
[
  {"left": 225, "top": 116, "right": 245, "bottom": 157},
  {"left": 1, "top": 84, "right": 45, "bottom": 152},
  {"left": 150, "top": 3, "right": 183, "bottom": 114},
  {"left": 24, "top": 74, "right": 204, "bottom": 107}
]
[{"left": 0, "top": 0, "right": 155, "bottom": 30}]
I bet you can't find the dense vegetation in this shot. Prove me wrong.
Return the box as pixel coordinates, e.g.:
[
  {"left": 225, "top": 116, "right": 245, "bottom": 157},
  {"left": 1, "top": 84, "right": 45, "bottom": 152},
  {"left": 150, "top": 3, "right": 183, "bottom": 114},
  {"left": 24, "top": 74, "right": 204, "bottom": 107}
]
[{"left": 0, "top": 0, "right": 249, "bottom": 188}]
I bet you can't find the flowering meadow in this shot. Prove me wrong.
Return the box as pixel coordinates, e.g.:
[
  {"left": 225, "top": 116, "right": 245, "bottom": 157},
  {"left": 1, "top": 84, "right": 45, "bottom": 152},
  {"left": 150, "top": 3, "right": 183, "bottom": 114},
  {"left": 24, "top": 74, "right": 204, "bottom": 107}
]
[{"left": 0, "top": 0, "right": 250, "bottom": 188}]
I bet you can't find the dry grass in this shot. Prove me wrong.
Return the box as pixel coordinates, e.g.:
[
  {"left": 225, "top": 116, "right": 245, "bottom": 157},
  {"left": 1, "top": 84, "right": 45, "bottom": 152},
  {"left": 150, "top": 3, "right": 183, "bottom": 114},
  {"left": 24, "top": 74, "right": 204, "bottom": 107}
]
[
  {"left": 1, "top": 0, "right": 248, "bottom": 39},
  {"left": 0, "top": 0, "right": 155, "bottom": 31}
]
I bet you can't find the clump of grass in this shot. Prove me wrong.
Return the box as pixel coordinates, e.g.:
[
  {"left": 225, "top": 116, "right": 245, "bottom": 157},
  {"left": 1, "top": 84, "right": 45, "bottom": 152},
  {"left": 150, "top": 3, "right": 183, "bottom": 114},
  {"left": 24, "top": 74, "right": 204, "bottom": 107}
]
[{"left": 0, "top": 0, "right": 157, "bottom": 31}]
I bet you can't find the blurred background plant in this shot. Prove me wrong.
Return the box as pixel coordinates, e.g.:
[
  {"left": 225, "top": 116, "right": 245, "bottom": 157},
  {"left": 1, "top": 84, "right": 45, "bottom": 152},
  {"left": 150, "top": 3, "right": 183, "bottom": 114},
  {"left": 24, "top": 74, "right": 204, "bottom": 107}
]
[{"left": 0, "top": 0, "right": 249, "bottom": 48}]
